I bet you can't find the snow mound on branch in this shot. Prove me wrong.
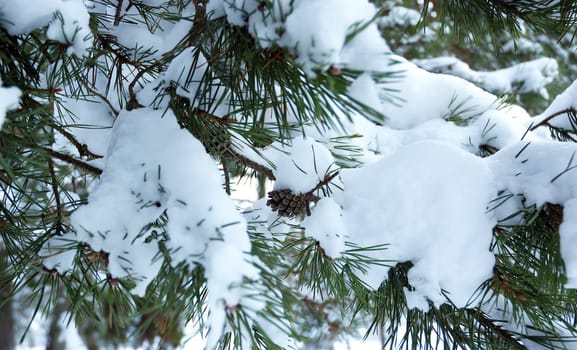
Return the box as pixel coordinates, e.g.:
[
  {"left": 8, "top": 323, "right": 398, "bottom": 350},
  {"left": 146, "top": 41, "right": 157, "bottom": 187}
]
[
  {"left": 98, "top": 2, "right": 194, "bottom": 61},
  {"left": 381, "top": 59, "right": 499, "bottom": 129},
  {"left": 68, "top": 108, "right": 259, "bottom": 343},
  {"left": 207, "top": 0, "right": 390, "bottom": 74},
  {"left": 302, "top": 198, "right": 347, "bottom": 259},
  {"left": 0, "top": 0, "right": 92, "bottom": 56},
  {"left": 267, "top": 137, "right": 336, "bottom": 193},
  {"left": 489, "top": 141, "right": 577, "bottom": 207},
  {"left": 413, "top": 56, "right": 558, "bottom": 98},
  {"left": 341, "top": 141, "right": 497, "bottom": 310}
]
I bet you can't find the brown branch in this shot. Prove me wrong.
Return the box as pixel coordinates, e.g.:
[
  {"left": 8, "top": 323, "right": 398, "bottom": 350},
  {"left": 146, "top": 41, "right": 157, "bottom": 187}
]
[
  {"left": 114, "top": 0, "right": 124, "bottom": 26},
  {"left": 95, "top": 34, "right": 134, "bottom": 65},
  {"left": 78, "top": 79, "right": 119, "bottom": 117},
  {"left": 195, "top": 109, "right": 237, "bottom": 124},
  {"left": 5, "top": 132, "right": 103, "bottom": 175},
  {"left": 310, "top": 171, "right": 339, "bottom": 194},
  {"left": 223, "top": 149, "right": 275, "bottom": 180},
  {"left": 467, "top": 309, "right": 527, "bottom": 350},
  {"left": 222, "top": 160, "right": 231, "bottom": 195},
  {"left": 40, "top": 146, "right": 103, "bottom": 176},
  {"left": 52, "top": 123, "right": 104, "bottom": 160},
  {"left": 127, "top": 60, "right": 163, "bottom": 110},
  {"left": 530, "top": 108, "right": 577, "bottom": 131}
]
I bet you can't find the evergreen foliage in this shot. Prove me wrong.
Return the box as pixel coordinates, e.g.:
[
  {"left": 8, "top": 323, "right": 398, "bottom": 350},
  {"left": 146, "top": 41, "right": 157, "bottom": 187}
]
[{"left": 1, "top": 0, "right": 577, "bottom": 349}]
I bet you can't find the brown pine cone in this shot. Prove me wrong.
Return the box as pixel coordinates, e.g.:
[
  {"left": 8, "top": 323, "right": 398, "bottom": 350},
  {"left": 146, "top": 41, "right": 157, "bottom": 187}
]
[
  {"left": 545, "top": 202, "right": 564, "bottom": 231},
  {"left": 267, "top": 189, "right": 319, "bottom": 217}
]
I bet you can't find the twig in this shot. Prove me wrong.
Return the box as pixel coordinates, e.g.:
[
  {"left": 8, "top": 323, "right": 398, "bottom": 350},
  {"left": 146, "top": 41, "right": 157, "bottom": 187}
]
[
  {"left": 223, "top": 149, "right": 276, "bottom": 180},
  {"left": 222, "top": 160, "right": 231, "bottom": 195},
  {"left": 530, "top": 108, "right": 577, "bottom": 131},
  {"left": 195, "top": 109, "right": 237, "bottom": 124},
  {"left": 40, "top": 146, "right": 103, "bottom": 176},
  {"left": 52, "top": 123, "right": 104, "bottom": 160},
  {"left": 127, "top": 60, "right": 163, "bottom": 109},
  {"left": 310, "top": 171, "right": 340, "bottom": 193},
  {"left": 78, "top": 79, "right": 119, "bottom": 117},
  {"left": 114, "top": 0, "right": 124, "bottom": 26},
  {"left": 47, "top": 158, "right": 64, "bottom": 235},
  {"left": 95, "top": 34, "right": 134, "bottom": 65},
  {"left": 467, "top": 308, "right": 527, "bottom": 350},
  {"left": 6, "top": 132, "right": 103, "bottom": 175}
]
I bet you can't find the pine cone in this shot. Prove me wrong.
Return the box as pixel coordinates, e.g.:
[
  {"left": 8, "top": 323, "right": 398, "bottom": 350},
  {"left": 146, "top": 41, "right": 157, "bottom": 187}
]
[
  {"left": 266, "top": 189, "right": 318, "bottom": 218},
  {"left": 545, "top": 202, "right": 564, "bottom": 231}
]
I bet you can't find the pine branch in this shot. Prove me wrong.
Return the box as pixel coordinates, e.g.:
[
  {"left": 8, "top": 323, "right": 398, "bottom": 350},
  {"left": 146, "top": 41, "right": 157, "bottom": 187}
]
[
  {"left": 78, "top": 79, "right": 119, "bottom": 117},
  {"left": 127, "top": 60, "right": 163, "bottom": 110},
  {"left": 222, "top": 148, "right": 276, "bottom": 180},
  {"left": 530, "top": 108, "right": 577, "bottom": 142},
  {"left": 467, "top": 309, "right": 528, "bottom": 350},
  {"left": 530, "top": 108, "right": 577, "bottom": 131},
  {"left": 222, "top": 160, "right": 231, "bottom": 195},
  {"left": 52, "top": 123, "right": 104, "bottom": 160},
  {"left": 40, "top": 146, "right": 103, "bottom": 176},
  {"left": 95, "top": 34, "right": 135, "bottom": 66},
  {"left": 114, "top": 0, "right": 124, "bottom": 26},
  {"left": 195, "top": 109, "right": 237, "bottom": 125},
  {"left": 310, "top": 171, "right": 339, "bottom": 193},
  {"left": 47, "top": 158, "right": 64, "bottom": 235},
  {"left": 422, "top": 0, "right": 577, "bottom": 42}
]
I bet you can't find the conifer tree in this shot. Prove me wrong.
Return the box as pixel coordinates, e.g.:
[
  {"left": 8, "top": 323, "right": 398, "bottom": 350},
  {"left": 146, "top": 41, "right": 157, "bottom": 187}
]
[{"left": 1, "top": 0, "right": 577, "bottom": 349}]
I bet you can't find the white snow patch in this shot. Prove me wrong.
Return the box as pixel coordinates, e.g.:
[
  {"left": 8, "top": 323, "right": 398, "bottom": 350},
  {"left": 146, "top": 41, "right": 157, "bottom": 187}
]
[
  {"left": 0, "top": 78, "right": 21, "bottom": 129},
  {"left": 0, "top": 0, "right": 92, "bottom": 56},
  {"left": 414, "top": 57, "right": 558, "bottom": 98},
  {"left": 342, "top": 141, "right": 496, "bottom": 309},
  {"left": 560, "top": 198, "right": 577, "bottom": 288},
  {"left": 488, "top": 141, "right": 577, "bottom": 207},
  {"left": 267, "top": 137, "right": 336, "bottom": 194},
  {"left": 302, "top": 197, "right": 347, "bottom": 258}
]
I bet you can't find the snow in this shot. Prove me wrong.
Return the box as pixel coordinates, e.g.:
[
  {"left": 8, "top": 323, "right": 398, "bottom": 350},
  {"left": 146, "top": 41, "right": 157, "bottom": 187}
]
[
  {"left": 561, "top": 199, "right": 577, "bottom": 288},
  {"left": 0, "top": 0, "right": 92, "bottom": 56},
  {"left": 472, "top": 108, "right": 537, "bottom": 150},
  {"left": 414, "top": 56, "right": 558, "bottom": 97},
  {"left": 267, "top": 137, "right": 336, "bottom": 193},
  {"left": 488, "top": 141, "right": 577, "bottom": 207},
  {"left": 302, "top": 198, "right": 347, "bottom": 258},
  {"left": 348, "top": 73, "right": 386, "bottom": 115},
  {"left": 341, "top": 141, "right": 497, "bottom": 309},
  {"left": 0, "top": 78, "right": 21, "bottom": 129},
  {"left": 502, "top": 38, "right": 544, "bottom": 55},
  {"left": 381, "top": 58, "right": 499, "bottom": 129},
  {"left": 379, "top": 6, "right": 422, "bottom": 27},
  {"left": 0, "top": 0, "right": 60, "bottom": 35},
  {"left": 99, "top": 2, "right": 195, "bottom": 61}
]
